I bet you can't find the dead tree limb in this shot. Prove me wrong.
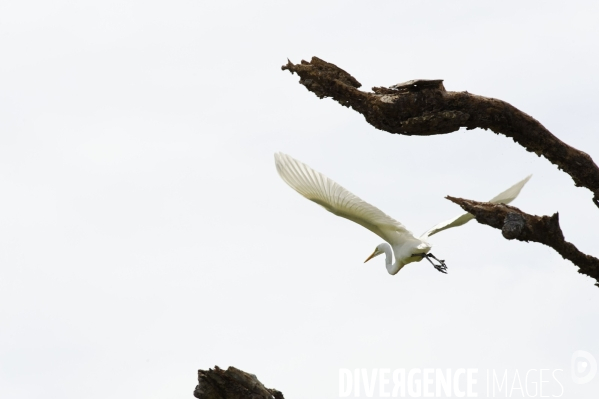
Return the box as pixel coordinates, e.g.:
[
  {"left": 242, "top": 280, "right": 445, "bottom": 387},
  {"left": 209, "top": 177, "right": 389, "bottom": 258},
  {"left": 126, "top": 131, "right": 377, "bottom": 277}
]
[
  {"left": 446, "top": 197, "right": 599, "bottom": 287},
  {"left": 194, "top": 366, "right": 284, "bottom": 399},
  {"left": 282, "top": 57, "right": 599, "bottom": 208},
  {"left": 282, "top": 56, "right": 599, "bottom": 286}
]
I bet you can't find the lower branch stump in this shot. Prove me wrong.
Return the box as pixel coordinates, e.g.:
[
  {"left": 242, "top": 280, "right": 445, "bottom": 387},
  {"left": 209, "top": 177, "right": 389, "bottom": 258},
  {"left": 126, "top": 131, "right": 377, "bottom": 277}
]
[{"left": 194, "top": 366, "right": 284, "bottom": 399}]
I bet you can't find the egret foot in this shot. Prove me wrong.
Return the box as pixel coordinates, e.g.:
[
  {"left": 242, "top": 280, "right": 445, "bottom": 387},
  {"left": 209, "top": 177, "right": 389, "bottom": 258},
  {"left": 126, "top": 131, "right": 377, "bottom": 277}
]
[
  {"left": 427, "top": 253, "right": 447, "bottom": 274},
  {"left": 413, "top": 252, "right": 448, "bottom": 274}
]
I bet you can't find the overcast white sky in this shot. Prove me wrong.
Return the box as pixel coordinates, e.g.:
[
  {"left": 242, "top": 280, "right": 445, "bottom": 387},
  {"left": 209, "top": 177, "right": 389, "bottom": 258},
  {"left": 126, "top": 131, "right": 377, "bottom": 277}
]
[{"left": 1, "top": 1, "right": 599, "bottom": 398}]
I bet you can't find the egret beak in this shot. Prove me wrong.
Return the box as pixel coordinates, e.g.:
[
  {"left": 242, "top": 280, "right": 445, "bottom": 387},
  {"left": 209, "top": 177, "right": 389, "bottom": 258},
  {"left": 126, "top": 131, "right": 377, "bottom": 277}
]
[{"left": 364, "top": 250, "right": 378, "bottom": 263}]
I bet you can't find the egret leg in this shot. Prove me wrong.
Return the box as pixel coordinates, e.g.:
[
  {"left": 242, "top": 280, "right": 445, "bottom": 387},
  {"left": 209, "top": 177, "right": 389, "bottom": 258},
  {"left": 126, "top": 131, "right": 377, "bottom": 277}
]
[
  {"left": 427, "top": 253, "right": 447, "bottom": 274},
  {"left": 413, "top": 253, "right": 448, "bottom": 274}
]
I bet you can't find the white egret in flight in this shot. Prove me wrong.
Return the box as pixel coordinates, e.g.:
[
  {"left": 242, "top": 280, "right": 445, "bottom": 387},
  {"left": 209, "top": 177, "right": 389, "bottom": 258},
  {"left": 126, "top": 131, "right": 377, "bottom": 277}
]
[{"left": 274, "top": 152, "right": 531, "bottom": 275}]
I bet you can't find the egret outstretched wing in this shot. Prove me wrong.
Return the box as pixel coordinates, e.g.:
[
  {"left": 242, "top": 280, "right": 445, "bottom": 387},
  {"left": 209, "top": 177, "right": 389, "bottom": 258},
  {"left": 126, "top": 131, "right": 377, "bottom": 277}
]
[
  {"left": 275, "top": 152, "right": 415, "bottom": 244},
  {"left": 421, "top": 174, "right": 532, "bottom": 238}
]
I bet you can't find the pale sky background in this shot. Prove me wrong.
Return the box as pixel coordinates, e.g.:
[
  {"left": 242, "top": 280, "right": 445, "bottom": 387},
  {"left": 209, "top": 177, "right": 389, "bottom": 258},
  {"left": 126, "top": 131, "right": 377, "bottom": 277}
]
[{"left": 1, "top": 1, "right": 598, "bottom": 398}]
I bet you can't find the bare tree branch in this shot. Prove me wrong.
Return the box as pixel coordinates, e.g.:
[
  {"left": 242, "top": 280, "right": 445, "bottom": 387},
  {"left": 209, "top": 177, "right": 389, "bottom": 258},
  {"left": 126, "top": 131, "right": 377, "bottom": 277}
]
[
  {"left": 194, "top": 366, "right": 284, "bottom": 399},
  {"left": 282, "top": 57, "right": 599, "bottom": 286},
  {"left": 282, "top": 57, "right": 599, "bottom": 207},
  {"left": 446, "top": 197, "right": 599, "bottom": 287}
]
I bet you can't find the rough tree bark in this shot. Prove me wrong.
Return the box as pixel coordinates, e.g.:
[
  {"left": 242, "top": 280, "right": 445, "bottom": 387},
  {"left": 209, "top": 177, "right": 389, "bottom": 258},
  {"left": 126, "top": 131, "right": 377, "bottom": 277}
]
[
  {"left": 447, "top": 198, "right": 599, "bottom": 286},
  {"left": 194, "top": 366, "right": 284, "bottom": 399},
  {"left": 282, "top": 56, "right": 599, "bottom": 288},
  {"left": 281, "top": 57, "right": 599, "bottom": 205}
]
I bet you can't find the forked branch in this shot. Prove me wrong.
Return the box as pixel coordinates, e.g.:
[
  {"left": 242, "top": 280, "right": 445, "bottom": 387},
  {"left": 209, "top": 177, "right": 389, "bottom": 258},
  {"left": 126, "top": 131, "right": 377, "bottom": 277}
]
[{"left": 282, "top": 57, "right": 599, "bottom": 207}]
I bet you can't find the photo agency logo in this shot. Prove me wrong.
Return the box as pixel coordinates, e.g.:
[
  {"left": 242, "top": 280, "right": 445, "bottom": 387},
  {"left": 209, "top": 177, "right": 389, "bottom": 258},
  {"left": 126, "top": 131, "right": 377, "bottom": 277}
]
[
  {"left": 338, "top": 353, "right": 597, "bottom": 398},
  {"left": 571, "top": 350, "right": 597, "bottom": 385},
  {"left": 339, "top": 368, "right": 479, "bottom": 398}
]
